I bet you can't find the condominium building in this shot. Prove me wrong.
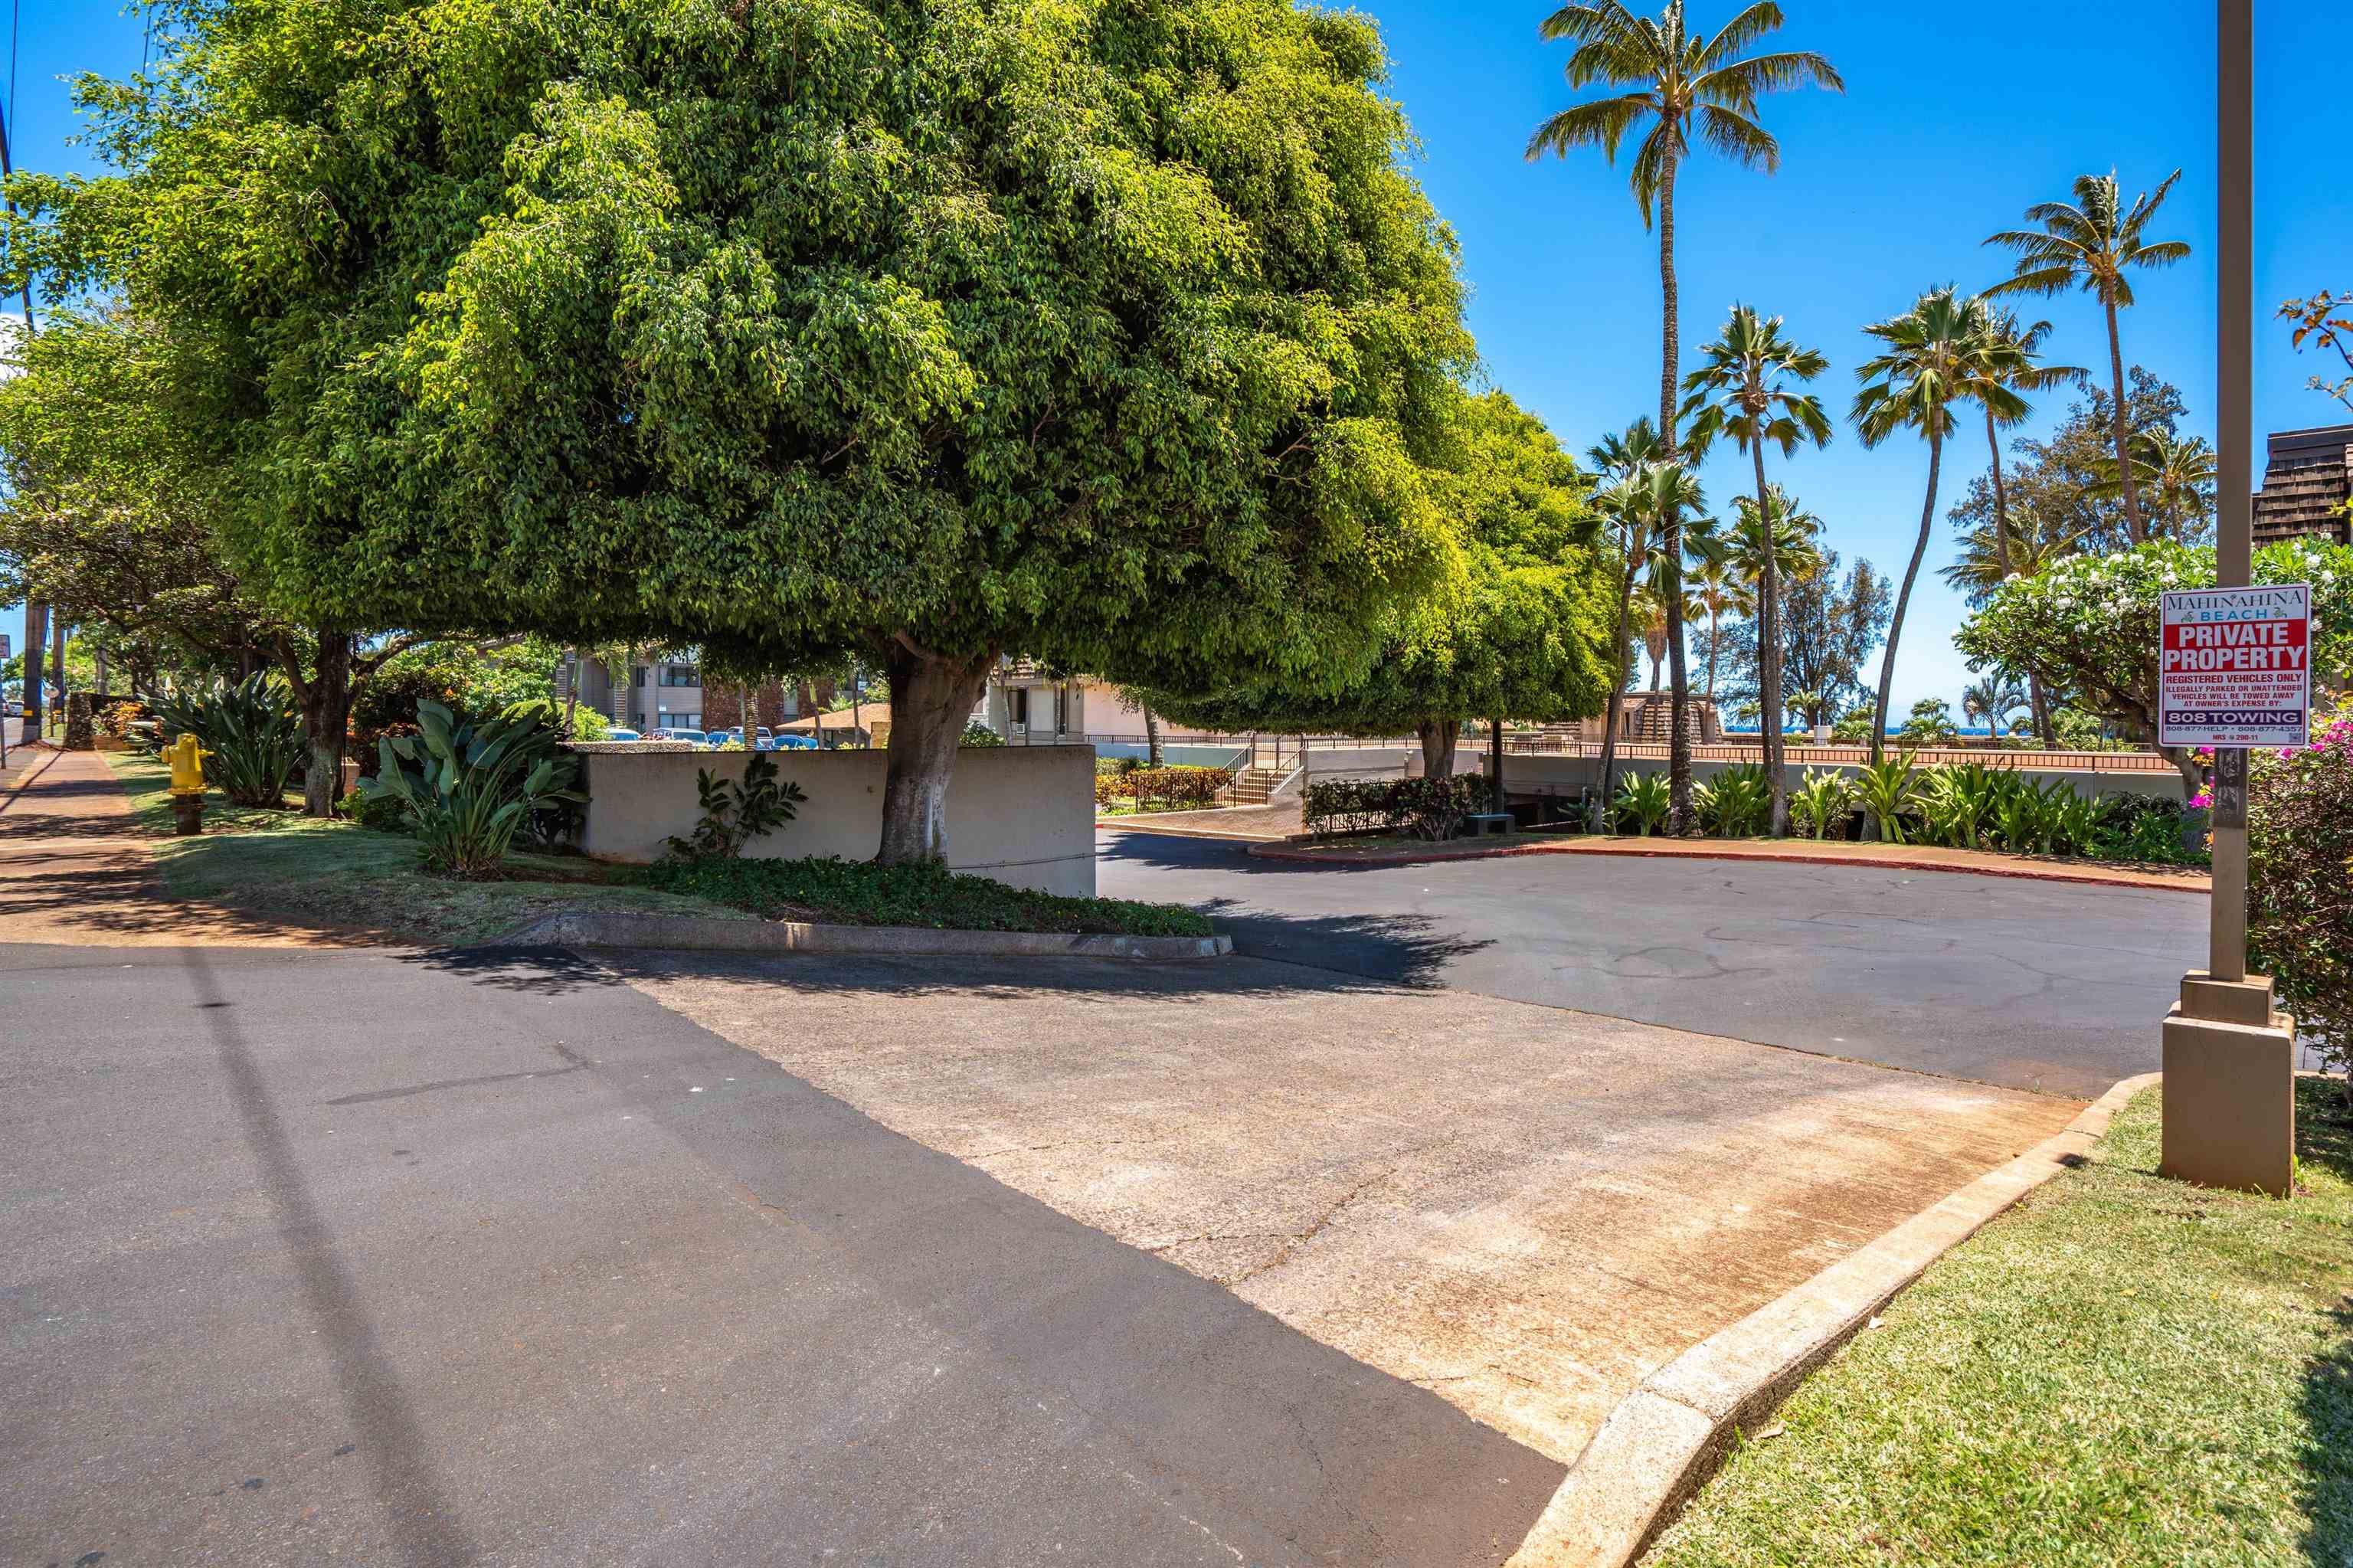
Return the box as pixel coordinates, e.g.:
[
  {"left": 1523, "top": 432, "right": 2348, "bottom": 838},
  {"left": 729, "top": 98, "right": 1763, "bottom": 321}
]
[{"left": 2252, "top": 424, "right": 2353, "bottom": 548}]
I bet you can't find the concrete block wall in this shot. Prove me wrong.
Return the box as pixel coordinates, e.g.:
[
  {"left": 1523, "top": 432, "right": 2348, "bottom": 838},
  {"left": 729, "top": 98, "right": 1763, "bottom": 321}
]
[{"left": 570, "top": 744, "right": 1098, "bottom": 896}]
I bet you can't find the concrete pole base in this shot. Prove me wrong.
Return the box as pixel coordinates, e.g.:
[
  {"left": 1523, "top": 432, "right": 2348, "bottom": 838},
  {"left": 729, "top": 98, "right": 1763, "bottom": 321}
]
[{"left": 2160, "top": 972, "right": 2296, "bottom": 1197}]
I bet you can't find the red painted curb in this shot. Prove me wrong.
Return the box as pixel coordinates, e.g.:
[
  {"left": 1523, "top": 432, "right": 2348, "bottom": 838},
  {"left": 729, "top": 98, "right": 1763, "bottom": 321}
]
[{"left": 1244, "top": 836, "right": 2211, "bottom": 894}]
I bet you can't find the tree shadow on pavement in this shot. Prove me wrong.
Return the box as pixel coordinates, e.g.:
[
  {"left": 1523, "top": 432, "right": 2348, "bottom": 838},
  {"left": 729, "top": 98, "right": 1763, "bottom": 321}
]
[{"left": 398, "top": 943, "right": 631, "bottom": 997}]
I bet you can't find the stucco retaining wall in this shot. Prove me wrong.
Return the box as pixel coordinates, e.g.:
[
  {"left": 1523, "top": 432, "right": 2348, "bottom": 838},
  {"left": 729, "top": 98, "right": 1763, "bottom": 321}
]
[{"left": 569, "top": 744, "right": 1098, "bottom": 895}]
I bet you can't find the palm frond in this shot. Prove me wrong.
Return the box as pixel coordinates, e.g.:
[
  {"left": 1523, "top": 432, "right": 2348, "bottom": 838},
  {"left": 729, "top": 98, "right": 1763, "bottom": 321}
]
[
  {"left": 1693, "top": 104, "right": 1777, "bottom": 172},
  {"left": 1982, "top": 267, "right": 2080, "bottom": 300},
  {"left": 1697, "top": 49, "right": 1844, "bottom": 103},
  {"left": 2125, "top": 238, "right": 2191, "bottom": 269},
  {"left": 1525, "top": 92, "right": 1657, "bottom": 162},
  {"left": 1694, "top": 1, "right": 1787, "bottom": 69}
]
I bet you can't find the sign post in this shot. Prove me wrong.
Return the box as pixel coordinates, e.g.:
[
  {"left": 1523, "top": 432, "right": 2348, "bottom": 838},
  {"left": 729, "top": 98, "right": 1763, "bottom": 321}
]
[{"left": 2159, "top": 0, "right": 2296, "bottom": 1196}]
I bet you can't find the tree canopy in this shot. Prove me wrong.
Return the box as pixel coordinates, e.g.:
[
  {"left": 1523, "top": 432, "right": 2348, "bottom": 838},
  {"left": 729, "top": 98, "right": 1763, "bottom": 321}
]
[
  {"left": 12, "top": 0, "right": 1479, "bottom": 856},
  {"left": 1147, "top": 388, "right": 1612, "bottom": 767}
]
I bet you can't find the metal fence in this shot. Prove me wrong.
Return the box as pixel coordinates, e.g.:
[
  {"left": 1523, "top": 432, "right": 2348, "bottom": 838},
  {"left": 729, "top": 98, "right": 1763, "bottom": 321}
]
[{"left": 1484, "top": 736, "right": 2175, "bottom": 774}]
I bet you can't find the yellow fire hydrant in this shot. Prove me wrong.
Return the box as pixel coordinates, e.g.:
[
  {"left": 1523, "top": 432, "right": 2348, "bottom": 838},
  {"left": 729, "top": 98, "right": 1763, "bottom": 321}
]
[{"left": 165, "top": 733, "right": 211, "bottom": 834}]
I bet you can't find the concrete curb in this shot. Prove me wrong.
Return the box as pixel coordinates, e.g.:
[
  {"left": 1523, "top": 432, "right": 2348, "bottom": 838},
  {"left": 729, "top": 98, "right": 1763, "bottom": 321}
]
[
  {"left": 492, "top": 908, "right": 1233, "bottom": 962},
  {"left": 1505, "top": 1069, "right": 2162, "bottom": 1568},
  {"left": 1248, "top": 837, "right": 2209, "bottom": 895}
]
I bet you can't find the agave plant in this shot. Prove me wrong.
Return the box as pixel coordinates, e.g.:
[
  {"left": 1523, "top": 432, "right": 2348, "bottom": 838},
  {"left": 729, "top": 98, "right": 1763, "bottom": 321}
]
[
  {"left": 359, "top": 700, "right": 584, "bottom": 879},
  {"left": 1854, "top": 751, "right": 1922, "bottom": 844},
  {"left": 147, "top": 673, "right": 305, "bottom": 807},
  {"left": 1788, "top": 768, "right": 1854, "bottom": 840},
  {"left": 1613, "top": 771, "right": 1674, "bottom": 837},
  {"left": 1696, "top": 762, "right": 1772, "bottom": 837}
]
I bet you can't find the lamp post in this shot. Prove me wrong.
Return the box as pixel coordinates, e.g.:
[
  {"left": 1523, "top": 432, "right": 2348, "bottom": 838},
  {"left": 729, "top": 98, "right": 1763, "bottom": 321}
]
[{"left": 2158, "top": 0, "right": 2296, "bottom": 1196}]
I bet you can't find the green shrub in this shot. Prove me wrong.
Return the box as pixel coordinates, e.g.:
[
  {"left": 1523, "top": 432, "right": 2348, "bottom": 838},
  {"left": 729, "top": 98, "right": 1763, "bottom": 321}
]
[
  {"left": 2248, "top": 712, "right": 2353, "bottom": 1093},
  {"left": 499, "top": 697, "right": 613, "bottom": 743},
  {"left": 1917, "top": 762, "right": 2002, "bottom": 849},
  {"left": 1853, "top": 751, "right": 1920, "bottom": 844},
  {"left": 1789, "top": 768, "right": 1855, "bottom": 840},
  {"left": 1695, "top": 763, "right": 1770, "bottom": 837},
  {"left": 339, "top": 787, "right": 411, "bottom": 833},
  {"left": 1612, "top": 771, "right": 1673, "bottom": 836},
  {"left": 663, "top": 751, "right": 808, "bottom": 860},
  {"left": 1896, "top": 697, "right": 1959, "bottom": 745},
  {"left": 961, "top": 722, "right": 1005, "bottom": 747},
  {"left": 149, "top": 673, "right": 305, "bottom": 806},
  {"left": 1100, "top": 765, "right": 1231, "bottom": 812},
  {"left": 641, "top": 856, "right": 1213, "bottom": 938},
  {"left": 1831, "top": 707, "right": 1880, "bottom": 744},
  {"left": 1303, "top": 775, "right": 1486, "bottom": 840},
  {"left": 358, "top": 699, "right": 585, "bottom": 879}
]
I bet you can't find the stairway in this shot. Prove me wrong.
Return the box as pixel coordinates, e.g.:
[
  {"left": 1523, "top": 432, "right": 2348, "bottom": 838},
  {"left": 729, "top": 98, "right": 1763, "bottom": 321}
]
[{"left": 1224, "top": 766, "right": 1292, "bottom": 805}]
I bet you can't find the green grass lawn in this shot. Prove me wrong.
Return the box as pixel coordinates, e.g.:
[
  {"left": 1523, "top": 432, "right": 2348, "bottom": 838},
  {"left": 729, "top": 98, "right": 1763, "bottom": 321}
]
[
  {"left": 1644, "top": 1080, "right": 2353, "bottom": 1568},
  {"left": 106, "top": 753, "right": 745, "bottom": 944}
]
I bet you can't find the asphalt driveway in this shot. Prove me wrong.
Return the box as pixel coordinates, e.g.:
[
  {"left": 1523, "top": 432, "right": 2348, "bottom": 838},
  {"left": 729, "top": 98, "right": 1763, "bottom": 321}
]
[
  {"left": 1, "top": 942, "right": 1559, "bottom": 1567},
  {"left": 1096, "top": 833, "right": 2207, "bottom": 1098}
]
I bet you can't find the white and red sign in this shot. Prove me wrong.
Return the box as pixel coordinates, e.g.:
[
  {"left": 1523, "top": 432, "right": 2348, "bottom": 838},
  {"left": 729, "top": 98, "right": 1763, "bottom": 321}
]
[{"left": 2158, "top": 584, "right": 2312, "bottom": 748}]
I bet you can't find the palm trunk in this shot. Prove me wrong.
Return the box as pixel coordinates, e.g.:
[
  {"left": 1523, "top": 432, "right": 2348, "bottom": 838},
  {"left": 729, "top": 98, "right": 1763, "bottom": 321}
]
[
  {"left": 2103, "top": 295, "right": 2143, "bottom": 544},
  {"left": 1705, "top": 604, "right": 1720, "bottom": 702},
  {"left": 1873, "top": 425, "right": 1944, "bottom": 768},
  {"left": 1656, "top": 159, "right": 1693, "bottom": 833},
  {"left": 1985, "top": 406, "right": 2014, "bottom": 575},
  {"left": 1752, "top": 444, "right": 1788, "bottom": 836},
  {"left": 1595, "top": 548, "right": 1638, "bottom": 829},
  {"left": 875, "top": 641, "right": 998, "bottom": 866},
  {"left": 1490, "top": 715, "right": 1506, "bottom": 817}
]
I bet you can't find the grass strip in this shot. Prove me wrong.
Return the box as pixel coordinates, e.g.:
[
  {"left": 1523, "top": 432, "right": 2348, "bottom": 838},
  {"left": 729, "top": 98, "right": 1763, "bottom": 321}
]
[
  {"left": 1644, "top": 1080, "right": 2353, "bottom": 1568},
  {"left": 640, "top": 855, "right": 1215, "bottom": 938},
  {"left": 105, "top": 753, "right": 745, "bottom": 944}
]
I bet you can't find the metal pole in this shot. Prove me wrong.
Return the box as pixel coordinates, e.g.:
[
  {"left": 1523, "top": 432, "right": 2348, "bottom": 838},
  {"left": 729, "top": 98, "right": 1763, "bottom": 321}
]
[{"left": 2209, "top": 0, "right": 2252, "bottom": 984}]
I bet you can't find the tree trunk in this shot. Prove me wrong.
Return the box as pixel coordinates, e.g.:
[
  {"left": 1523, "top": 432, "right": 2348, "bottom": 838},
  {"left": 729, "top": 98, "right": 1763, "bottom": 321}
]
[
  {"left": 1415, "top": 719, "right": 1458, "bottom": 781},
  {"left": 563, "top": 648, "right": 581, "bottom": 733},
  {"left": 1752, "top": 443, "right": 1788, "bottom": 836},
  {"left": 1655, "top": 157, "right": 1694, "bottom": 833},
  {"left": 21, "top": 599, "right": 46, "bottom": 745},
  {"left": 1873, "top": 425, "right": 1944, "bottom": 766},
  {"left": 2103, "top": 295, "right": 2143, "bottom": 544},
  {"left": 875, "top": 642, "right": 998, "bottom": 866},
  {"left": 1490, "top": 716, "right": 1506, "bottom": 817},
  {"left": 1145, "top": 709, "right": 1163, "bottom": 768},
  {"left": 2029, "top": 669, "right": 2056, "bottom": 745},
  {"left": 301, "top": 631, "right": 354, "bottom": 818},
  {"left": 1985, "top": 406, "right": 2014, "bottom": 576},
  {"left": 1705, "top": 605, "right": 1720, "bottom": 702}
]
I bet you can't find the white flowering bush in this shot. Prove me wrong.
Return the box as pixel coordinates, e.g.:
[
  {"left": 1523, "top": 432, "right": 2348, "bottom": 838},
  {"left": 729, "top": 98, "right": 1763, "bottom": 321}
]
[{"left": 1955, "top": 540, "right": 2353, "bottom": 771}]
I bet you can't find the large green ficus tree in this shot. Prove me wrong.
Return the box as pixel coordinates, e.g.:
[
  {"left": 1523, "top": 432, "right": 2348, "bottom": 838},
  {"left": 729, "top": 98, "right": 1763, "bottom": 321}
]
[
  {"left": 1146, "top": 390, "right": 1614, "bottom": 774},
  {"left": 11, "top": 0, "right": 1471, "bottom": 864}
]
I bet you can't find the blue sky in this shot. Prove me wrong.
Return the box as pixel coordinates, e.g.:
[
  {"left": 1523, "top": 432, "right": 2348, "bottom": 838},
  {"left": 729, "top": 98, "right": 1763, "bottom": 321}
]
[{"left": 5, "top": 1, "right": 2347, "bottom": 713}]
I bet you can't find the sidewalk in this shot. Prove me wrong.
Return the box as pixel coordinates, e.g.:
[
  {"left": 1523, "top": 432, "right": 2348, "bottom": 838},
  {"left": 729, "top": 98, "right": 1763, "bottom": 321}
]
[
  {"left": 1248, "top": 830, "right": 2212, "bottom": 893},
  {"left": 0, "top": 748, "right": 345, "bottom": 946}
]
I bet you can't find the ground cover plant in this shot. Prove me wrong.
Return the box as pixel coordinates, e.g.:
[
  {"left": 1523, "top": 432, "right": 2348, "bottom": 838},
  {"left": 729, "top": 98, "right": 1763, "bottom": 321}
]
[
  {"left": 108, "top": 752, "right": 733, "bottom": 943},
  {"left": 1646, "top": 1082, "right": 2353, "bottom": 1568},
  {"left": 640, "top": 857, "right": 1213, "bottom": 939}
]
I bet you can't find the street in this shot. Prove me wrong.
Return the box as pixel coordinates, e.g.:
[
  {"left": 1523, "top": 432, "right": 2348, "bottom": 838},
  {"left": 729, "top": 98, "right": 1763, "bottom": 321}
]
[{"left": 1097, "top": 832, "right": 2210, "bottom": 1098}]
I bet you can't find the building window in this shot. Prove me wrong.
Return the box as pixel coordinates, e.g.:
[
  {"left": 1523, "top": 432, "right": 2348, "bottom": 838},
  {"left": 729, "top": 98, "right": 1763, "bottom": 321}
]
[
  {"left": 629, "top": 709, "right": 645, "bottom": 730},
  {"left": 631, "top": 666, "right": 646, "bottom": 689},
  {"left": 656, "top": 710, "right": 702, "bottom": 732},
  {"left": 659, "top": 664, "right": 699, "bottom": 688}
]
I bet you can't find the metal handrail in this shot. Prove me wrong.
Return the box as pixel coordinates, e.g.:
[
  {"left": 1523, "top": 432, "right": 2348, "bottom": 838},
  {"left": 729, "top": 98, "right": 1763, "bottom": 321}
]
[{"left": 1485, "top": 737, "right": 2175, "bottom": 774}]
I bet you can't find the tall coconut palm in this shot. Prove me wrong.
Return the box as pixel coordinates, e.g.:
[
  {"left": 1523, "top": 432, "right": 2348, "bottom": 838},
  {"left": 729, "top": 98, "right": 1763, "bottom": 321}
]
[
  {"left": 1589, "top": 460, "right": 1706, "bottom": 811},
  {"left": 1586, "top": 418, "right": 1664, "bottom": 813},
  {"left": 1680, "top": 305, "right": 1831, "bottom": 833},
  {"left": 1530, "top": 0, "right": 1841, "bottom": 830},
  {"left": 1687, "top": 552, "right": 1752, "bottom": 702},
  {"left": 1723, "top": 484, "right": 1821, "bottom": 738},
  {"left": 1853, "top": 286, "right": 2012, "bottom": 768},
  {"left": 1959, "top": 310, "right": 2083, "bottom": 580},
  {"left": 1962, "top": 672, "right": 2027, "bottom": 738},
  {"left": 2085, "top": 427, "right": 2217, "bottom": 542},
  {"left": 1983, "top": 170, "right": 2190, "bottom": 544}
]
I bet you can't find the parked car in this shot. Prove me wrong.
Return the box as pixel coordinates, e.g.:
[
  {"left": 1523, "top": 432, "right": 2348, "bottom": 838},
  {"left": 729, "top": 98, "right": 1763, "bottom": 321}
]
[
  {"left": 773, "top": 733, "right": 820, "bottom": 750},
  {"left": 604, "top": 728, "right": 642, "bottom": 742}
]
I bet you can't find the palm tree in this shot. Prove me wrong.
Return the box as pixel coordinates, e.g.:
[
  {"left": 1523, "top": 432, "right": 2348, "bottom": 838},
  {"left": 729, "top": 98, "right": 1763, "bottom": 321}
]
[
  {"left": 1984, "top": 169, "right": 2190, "bottom": 544},
  {"left": 1586, "top": 419, "right": 1664, "bottom": 813},
  {"left": 1854, "top": 286, "right": 2009, "bottom": 768},
  {"left": 1959, "top": 310, "right": 2083, "bottom": 580},
  {"left": 1531, "top": 0, "right": 1841, "bottom": 830},
  {"left": 1589, "top": 460, "right": 1706, "bottom": 810},
  {"left": 1941, "top": 505, "right": 2098, "bottom": 744},
  {"left": 1723, "top": 485, "right": 1820, "bottom": 739},
  {"left": 1961, "top": 673, "right": 2027, "bottom": 737},
  {"left": 1680, "top": 305, "right": 1831, "bottom": 833},
  {"left": 1687, "top": 552, "right": 1752, "bottom": 702},
  {"left": 2085, "top": 428, "right": 2217, "bottom": 542}
]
